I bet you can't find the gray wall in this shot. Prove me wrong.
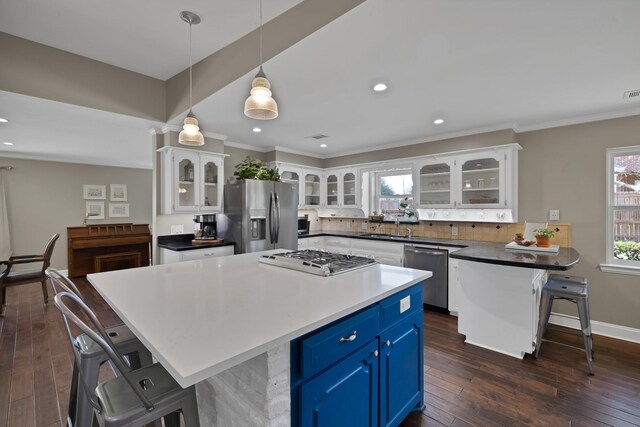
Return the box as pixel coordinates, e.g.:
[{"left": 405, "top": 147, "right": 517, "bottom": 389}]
[
  {"left": 518, "top": 116, "right": 640, "bottom": 330},
  {"left": 0, "top": 157, "right": 152, "bottom": 270}
]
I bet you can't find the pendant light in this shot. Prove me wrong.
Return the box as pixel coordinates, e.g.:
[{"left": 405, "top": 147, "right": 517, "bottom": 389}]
[
  {"left": 244, "top": 0, "right": 278, "bottom": 120},
  {"left": 178, "top": 11, "right": 205, "bottom": 146}
]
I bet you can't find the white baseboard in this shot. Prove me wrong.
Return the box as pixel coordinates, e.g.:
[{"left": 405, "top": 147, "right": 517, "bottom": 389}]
[{"left": 549, "top": 312, "right": 640, "bottom": 344}]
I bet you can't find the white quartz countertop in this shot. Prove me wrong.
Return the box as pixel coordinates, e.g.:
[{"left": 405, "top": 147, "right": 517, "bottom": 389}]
[{"left": 87, "top": 251, "right": 431, "bottom": 388}]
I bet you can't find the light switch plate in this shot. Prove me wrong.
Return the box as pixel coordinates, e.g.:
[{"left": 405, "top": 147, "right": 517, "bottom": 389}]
[
  {"left": 170, "top": 225, "right": 184, "bottom": 235},
  {"left": 346, "top": 221, "right": 352, "bottom": 230},
  {"left": 451, "top": 226, "right": 458, "bottom": 236},
  {"left": 400, "top": 296, "right": 411, "bottom": 313},
  {"left": 361, "top": 222, "right": 368, "bottom": 230},
  {"left": 549, "top": 210, "right": 560, "bottom": 221}
]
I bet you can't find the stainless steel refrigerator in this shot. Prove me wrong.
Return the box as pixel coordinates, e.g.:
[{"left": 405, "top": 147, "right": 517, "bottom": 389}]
[{"left": 224, "top": 180, "right": 298, "bottom": 253}]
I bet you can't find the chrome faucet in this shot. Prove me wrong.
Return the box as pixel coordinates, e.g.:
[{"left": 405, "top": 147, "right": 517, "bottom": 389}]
[{"left": 395, "top": 216, "right": 400, "bottom": 236}]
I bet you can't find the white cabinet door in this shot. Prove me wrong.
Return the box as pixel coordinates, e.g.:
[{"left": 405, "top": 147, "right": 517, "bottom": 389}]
[
  {"left": 303, "top": 170, "right": 323, "bottom": 207},
  {"left": 325, "top": 172, "right": 340, "bottom": 207},
  {"left": 415, "top": 158, "right": 455, "bottom": 208},
  {"left": 277, "top": 163, "right": 304, "bottom": 208},
  {"left": 161, "top": 246, "right": 234, "bottom": 264},
  {"left": 171, "top": 149, "right": 200, "bottom": 212},
  {"left": 456, "top": 152, "right": 504, "bottom": 208},
  {"left": 448, "top": 258, "right": 460, "bottom": 315},
  {"left": 298, "top": 236, "right": 325, "bottom": 250},
  {"left": 199, "top": 154, "right": 224, "bottom": 212},
  {"left": 323, "top": 236, "right": 351, "bottom": 254},
  {"left": 341, "top": 171, "right": 359, "bottom": 208}
]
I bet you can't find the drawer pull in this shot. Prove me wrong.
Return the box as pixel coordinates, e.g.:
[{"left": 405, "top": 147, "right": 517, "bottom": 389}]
[
  {"left": 373, "top": 350, "right": 379, "bottom": 357},
  {"left": 339, "top": 331, "right": 357, "bottom": 343},
  {"left": 385, "top": 340, "right": 391, "bottom": 347},
  {"left": 203, "top": 253, "right": 215, "bottom": 257}
]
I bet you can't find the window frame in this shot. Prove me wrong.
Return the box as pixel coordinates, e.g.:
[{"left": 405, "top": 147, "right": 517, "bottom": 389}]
[
  {"left": 375, "top": 169, "right": 414, "bottom": 214},
  {"left": 602, "top": 145, "right": 640, "bottom": 275}
]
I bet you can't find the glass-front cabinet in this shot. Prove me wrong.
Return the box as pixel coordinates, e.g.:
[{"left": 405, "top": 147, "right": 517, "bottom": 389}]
[
  {"left": 326, "top": 173, "right": 339, "bottom": 206},
  {"left": 458, "top": 156, "right": 501, "bottom": 207},
  {"left": 415, "top": 145, "right": 517, "bottom": 210},
  {"left": 417, "top": 161, "right": 453, "bottom": 207},
  {"left": 342, "top": 172, "right": 358, "bottom": 207},
  {"left": 278, "top": 165, "right": 303, "bottom": 207},
  {"left": 160, "top": 147, "right": 226, "bottom": 214},
  {"left": 303, "top": 171, "right": 322, "bottom": 207}
]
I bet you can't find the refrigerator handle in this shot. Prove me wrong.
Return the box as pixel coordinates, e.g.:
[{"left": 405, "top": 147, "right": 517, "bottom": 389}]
[
  {"left": 268, "top": 191, "right": 275, "bottom": 242},
  {"left": 274, "top": 192, "right": 281, "bottom": 243}
]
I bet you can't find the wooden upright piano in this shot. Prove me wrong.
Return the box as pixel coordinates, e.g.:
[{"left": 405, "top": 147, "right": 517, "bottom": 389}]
[{"left": 67, "top": 223, "right": 151, "bottom": 277}]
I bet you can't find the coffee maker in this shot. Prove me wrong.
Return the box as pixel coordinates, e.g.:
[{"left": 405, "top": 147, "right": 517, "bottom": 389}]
[{"left": 193, "top": 214, "right": 217, "bottom": 240}]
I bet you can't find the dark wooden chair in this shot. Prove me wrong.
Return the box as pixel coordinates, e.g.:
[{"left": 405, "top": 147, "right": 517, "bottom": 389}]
[{"left": 0, "top": 233, "right": 60, "bottom": 312}]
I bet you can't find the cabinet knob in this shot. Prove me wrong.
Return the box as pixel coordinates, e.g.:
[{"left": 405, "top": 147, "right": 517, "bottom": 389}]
[
  {"left": 385, "top": 340, "right": 391, "bottom": 347},
  {"left": 373, "top": 350, "right": 379, "bottom": 357},
  {"left": 339, "top": 331, "right": 357, "bottom": 343}
]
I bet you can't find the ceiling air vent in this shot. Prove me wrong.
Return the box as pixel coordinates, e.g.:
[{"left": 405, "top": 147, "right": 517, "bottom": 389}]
[
  {"left": 305, "top": 134, "right": 329, "bottom": 140},
  {"left": 623, "top": 89, "right": 640, "bottom": 99}
]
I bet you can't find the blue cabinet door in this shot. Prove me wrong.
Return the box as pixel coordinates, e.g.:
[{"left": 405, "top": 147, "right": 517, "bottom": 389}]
[
  {"left": 379, "top": 311, "right": 424, "bottom": 427},
  {"left": 300, "top": 340, "right": 379, "bottom": 427}
]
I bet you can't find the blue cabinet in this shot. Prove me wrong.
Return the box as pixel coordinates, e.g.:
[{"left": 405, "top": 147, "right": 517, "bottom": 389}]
[
  {"left": 379, "top": 311, "right": 424, "bottom": 427},
  {"left": 300, "top": 340, "right": 379, "bottom": 427},
  {"left": 292, "top": 283, "right": 424, "bottom": 427}
]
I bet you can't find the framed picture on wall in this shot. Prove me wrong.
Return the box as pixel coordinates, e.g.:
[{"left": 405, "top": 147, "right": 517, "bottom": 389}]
[
  {"left": 85, "top": 201, "right": 105, "bottom": 219},
  {"left": 110, "top": 184, "right": 127, "bottom": 201},
  {"left": 109, "top": 203, "right": 130, "bottom": 218},
  {"left": 83, "top": 184, "right": 106, "bottom": 200}
]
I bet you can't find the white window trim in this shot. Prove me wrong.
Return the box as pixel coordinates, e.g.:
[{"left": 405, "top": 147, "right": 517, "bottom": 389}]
[
  {"left": 601, "top": 145, "right": 640, "bottom": 275},
  {"left": 375, "top": 169, "right": 413, "bottom": 213}
]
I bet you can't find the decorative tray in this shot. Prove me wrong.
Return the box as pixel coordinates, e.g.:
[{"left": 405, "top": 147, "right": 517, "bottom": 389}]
[{"left": 505, "top": 241, "right": 559, "bottom": 253}]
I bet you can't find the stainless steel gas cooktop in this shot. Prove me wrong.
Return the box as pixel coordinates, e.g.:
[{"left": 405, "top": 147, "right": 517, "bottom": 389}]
[{"left": 259, "top": 250, "right": 378, "bottom": 276}]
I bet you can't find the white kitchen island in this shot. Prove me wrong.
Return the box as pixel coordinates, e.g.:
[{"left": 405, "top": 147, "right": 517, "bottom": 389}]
[
  {"left": 87, "top": 250, "right": 430, "bottom": 426},
  {"left": 450, "top": 243, "right": 580, "bottom": 359}
]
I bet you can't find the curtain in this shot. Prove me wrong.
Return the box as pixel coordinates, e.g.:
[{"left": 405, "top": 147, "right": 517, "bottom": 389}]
[{"left": 0, "top": 170, "right": 11, "bottom": 260}]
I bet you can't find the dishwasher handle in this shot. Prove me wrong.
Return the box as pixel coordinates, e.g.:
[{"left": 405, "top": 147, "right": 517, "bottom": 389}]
[{"left": 405, "top": 248, "right": 446, "bottom": 256}]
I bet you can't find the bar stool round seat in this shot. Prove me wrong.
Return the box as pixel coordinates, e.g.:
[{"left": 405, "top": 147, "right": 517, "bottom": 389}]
[{"left": 534, "top": 274, "right": 594, "bottom": 375}]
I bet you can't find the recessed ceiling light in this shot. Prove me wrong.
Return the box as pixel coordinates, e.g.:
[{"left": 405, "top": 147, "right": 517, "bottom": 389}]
[
  {"left": 433, "top": 118, "right": 445, "bottom": 125},
  {"left": 320, "top": 144, "right": 327, "bottom": 148},
  {"left": 3, "top": 142, "right": 14, "bottom": 146},
  {"left": 373, "top": 83, "right": 387, "bottom": 92},
  {"left": 0, "top": 118, "right": 8, "bottom": 123},
  {"left": 252, "top": 127, "right": 262, "bottom": 133}
]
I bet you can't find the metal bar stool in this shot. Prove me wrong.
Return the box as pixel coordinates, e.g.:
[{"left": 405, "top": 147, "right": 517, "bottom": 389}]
[
  {"left": 46, "top": 269, "right": 154, "bottom": 427},
  {"left": 54, "top": 291, "right": 200, "bottom": 427},
  {"left": 534, "top": 274, "right": 594, "bottom": 375}
]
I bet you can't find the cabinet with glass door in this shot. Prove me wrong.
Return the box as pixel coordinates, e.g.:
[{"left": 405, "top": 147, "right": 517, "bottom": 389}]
[
  {"left": 456, "top": 152, "right": 504, "bottom": 208},
  {"left": 416, "top": 159, "right": 454, "bottom": 208},
  {"left": 303, "top": 170, "right": 323, "bottom": 207},
  {"left": 277, "top": 163, "right": 303, "bottom": 208},
  {"left": 159, "top": 147, "right": 226, "bottom": 214}
]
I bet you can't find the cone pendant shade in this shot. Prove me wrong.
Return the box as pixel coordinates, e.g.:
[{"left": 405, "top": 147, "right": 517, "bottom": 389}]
[{"left": 244, "top": 66, "right": 278, "bottom": 120}]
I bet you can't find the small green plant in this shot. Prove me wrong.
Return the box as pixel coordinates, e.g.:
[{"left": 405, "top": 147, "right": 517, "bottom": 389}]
[
  {"left": 233, "top": 156, "right": 280, "bottom": 181},
  {"left": 614, "top": 240, "right": 640, "bottom": 261},
  {"left": 399, "top": 197, "right": 415, "bottom": 217},
  {"left": 533, "top": 228, "right": 556, "bottom": 238}
]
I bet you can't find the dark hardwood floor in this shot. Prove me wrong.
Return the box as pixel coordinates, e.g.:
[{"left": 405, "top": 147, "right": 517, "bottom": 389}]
[{"left": 1, "top": 279, "right": 639, "bottom": 426}]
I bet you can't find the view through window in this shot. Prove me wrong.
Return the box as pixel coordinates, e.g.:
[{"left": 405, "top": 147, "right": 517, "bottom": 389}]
[
  {"left": 378, "top": 172, "right": 413, "bottom": 214},
  {"left": 609, "top": 148, "right": 640, "bottom": 266}
]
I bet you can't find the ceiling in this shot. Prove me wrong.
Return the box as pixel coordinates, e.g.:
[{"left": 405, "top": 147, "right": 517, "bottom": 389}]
[{"left": 2, "top": 0, "right": 640, "bottom": 169}]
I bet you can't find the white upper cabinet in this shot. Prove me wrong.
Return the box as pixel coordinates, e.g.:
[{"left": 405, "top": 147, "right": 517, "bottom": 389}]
[
  {"left": 278, "top": 164, "right": 304, "bottom": 207},
  {"left": 303, "top": 169, "right": 323, "bottom": 207},
  {"left": 324, "top": 169, "right": 360, "bottom": 208},
  {"left": 415, "top": 144, "right": 519, "bottom": 211},
  {"left": 160, "top": 147, "right": 225, "bottom": 214}
]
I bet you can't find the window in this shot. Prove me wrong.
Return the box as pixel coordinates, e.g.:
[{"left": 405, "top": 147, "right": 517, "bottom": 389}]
[
  {"left": 376, "top": 171, "right": 413, "bottom": 214},
  {"left": 603, "top": 146, "right": 640, "bottom": 274}
]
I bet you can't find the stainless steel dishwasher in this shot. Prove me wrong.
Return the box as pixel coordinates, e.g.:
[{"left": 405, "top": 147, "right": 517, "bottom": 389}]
[{"left": 403, "top": 245, "right": 448, "bottom": 312}]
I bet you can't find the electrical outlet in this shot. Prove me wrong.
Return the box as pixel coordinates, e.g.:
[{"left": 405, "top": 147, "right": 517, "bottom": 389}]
[
  {"left": 549, "top": 210, "right": 560, "bottom": 221},
  {"left": 400, "top": 296, "right": 411, "bottom": 313},
  {"left": 170, "top": 225, "right": 184, "bottom": 235},
  {"left": 360, "top": 222, "right": 368, "bottom": 230},
  {"left": 346, "top": 221, "right": 352, "bottom": 230},
  {"left": 451, "top": 226, "right": 458, "bottom": 236}
]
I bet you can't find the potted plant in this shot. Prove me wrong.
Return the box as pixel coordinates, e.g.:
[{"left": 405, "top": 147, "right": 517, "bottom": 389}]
[
  {"left": 533, "top": 228, "right": 555, "bottom": 247},
  {"left": 233, "top": 156, "right": 280, "bottom": 181}
]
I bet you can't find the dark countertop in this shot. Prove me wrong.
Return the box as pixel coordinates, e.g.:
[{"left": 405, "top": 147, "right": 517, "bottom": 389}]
[
  {"left": 299, "top": 232, "right": 580, "bottom": 270},
  {"left": 158, "top": 234, "right": 235, "bottom": 252}
]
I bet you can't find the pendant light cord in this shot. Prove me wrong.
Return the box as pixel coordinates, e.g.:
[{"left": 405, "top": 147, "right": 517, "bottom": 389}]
[
  {"left": 259, "top": 0, "right": 263, "bottom": 66},
  {"left": 189, "top": 20, "right": 193, "bottom": 113}
]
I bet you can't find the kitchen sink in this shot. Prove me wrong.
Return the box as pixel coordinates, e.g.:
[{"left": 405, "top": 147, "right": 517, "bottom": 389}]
[{"left": 359, "top": 233, "right": 411, "bottom": 240}]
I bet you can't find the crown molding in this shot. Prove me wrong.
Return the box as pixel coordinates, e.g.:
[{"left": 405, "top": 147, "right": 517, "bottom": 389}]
[
  {"left": 224, "top": 140, "right": 273, "bottom": 152},
  {"left": 160, "top": 125, "right": 228, "bottom": 141}
]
